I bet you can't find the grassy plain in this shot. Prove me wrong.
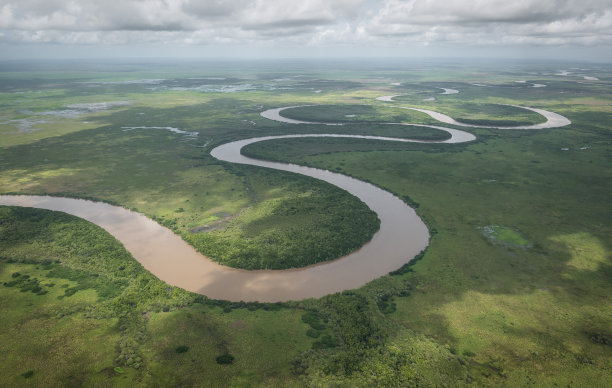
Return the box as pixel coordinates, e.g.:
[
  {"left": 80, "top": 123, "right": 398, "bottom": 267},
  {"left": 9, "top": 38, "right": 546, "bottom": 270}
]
[
  {"left": 0, "top": 207, "right": 310, "bottom": 386},
  {"left": 1, "top": 59, "right": 611, "bottom": 386},
  {"left": 281, "top": 102, "right": 548, "bottom": 127},
  {"left": 243, "top": 73, "right": 612, "bottom": 384}
]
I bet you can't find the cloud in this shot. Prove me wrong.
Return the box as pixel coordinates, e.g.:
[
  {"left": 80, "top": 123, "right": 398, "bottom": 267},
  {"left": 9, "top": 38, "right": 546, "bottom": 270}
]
[
  {"left": 370, "top": 0, "right": 610, "bottom": 25},
  {"left": 0, "top": 0, "right": 611, "bottom": 58},
  {"left": 181, "top": 0, "right": 247, "bottom": 19},
  {"left": 0, "top": 0, "right": 365, "bottom": 31},
  {"left": 365, "top": 0, "right": 612, "bottom": 46}
]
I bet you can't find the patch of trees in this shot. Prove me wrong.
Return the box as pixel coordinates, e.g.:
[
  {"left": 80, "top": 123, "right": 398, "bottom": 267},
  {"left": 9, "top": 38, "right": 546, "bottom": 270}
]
[
  {"left": 455, "top": 118, "right": 533, "bottom": 127},
  {"left": 186, "top": 187, "right": 380, "bottom": 270},
  {"left": 0, "top": 206, "right": 198, "bottom": 370}
]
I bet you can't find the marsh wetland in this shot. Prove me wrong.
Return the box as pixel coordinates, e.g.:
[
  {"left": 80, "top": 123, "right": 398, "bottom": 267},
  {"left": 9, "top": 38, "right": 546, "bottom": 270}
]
[{"left": 1, "top": 59, "right": 610, "bottom": 386}]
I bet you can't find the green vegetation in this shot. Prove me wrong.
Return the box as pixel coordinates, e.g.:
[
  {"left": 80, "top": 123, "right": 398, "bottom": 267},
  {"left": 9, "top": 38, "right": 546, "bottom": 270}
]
[
  {"left": 248, "top": 98, "right": 611, "bottom": 385},
  {"left": 453, "top": 103, "right": 547, "bottom": 126},
  {"left": 455, "top": 117, "right": 532, "bottom": 126},
  {"left": 242, "top": 135, "right": 460, "bottom": 164},
  {"left": 0, "top": 206, "right": 310, "bottom": 386},
  {"left": 480, "top": 225, "right": 530, "bottom": 247},
  {"left": 216, "top": 354, "right": 235, "bottom": 365},
  {"left": 279, "top": 104, "right": 425, "bottom": 124},
  {"left": 0, "top": 112, "right": 380, "bottom": 270},
  {"left": 280, "top": 104, "right": 379, "bottom": 122},
  {"left": 184, "top": 176, "right": 379, "bottom": 269},
  {"left": 1, "top": 60, "right": 611, "bottom": 386},
  {"left": 278, "top": 104, "right": 454, "bottom": 137}
]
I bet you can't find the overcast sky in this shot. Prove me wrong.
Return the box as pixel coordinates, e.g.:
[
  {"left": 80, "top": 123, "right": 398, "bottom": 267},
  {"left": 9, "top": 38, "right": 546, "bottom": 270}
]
[{"left": 1, "top": 0, "right": 611, "bottom": 61}]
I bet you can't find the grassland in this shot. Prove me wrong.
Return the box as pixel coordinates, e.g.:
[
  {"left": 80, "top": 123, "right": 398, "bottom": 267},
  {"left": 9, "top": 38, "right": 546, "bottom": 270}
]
[
  {"left": 243, "top": 78, "right": 612, "bottom": 384},
  {"left": 479, "top": 225, "right": 530, "bottom": 247},
  {"left": 0, "top": 206, "right": 311, "bottom": 386},
  {"left": 1, "top": 59, "right": 611, "bottom": 386},
  {"left": 278, "top": 104, "right": 431, "bottom": 124}
]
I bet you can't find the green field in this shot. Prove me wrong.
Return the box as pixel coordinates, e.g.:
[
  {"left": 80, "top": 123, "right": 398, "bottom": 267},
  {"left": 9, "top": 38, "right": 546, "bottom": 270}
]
[
  {"left": 1, "top": 59, "right": 611, "bottom": 386},
  {"left": 453, "top": 103, "right": 547, "bottom": 126},
  {"left": 480, "top": 225, "right": 530, "bottom": 247},
  {"left": 279, "top": 104, "right": 430, "bottom": 125}
]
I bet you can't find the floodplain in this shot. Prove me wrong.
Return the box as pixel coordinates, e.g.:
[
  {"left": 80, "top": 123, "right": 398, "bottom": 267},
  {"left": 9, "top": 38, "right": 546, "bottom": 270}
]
[{"left": 0, "top": 59, "right": 610, "bottom": 386}]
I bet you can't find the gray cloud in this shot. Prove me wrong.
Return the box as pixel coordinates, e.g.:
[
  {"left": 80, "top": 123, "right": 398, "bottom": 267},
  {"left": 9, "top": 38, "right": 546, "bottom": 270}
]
[
  {"left": 365, "top": 0, "right": 612, "bottom": 47},
  {"left": 0, "top": 0, "right": 611, "bottom": 59},
  {"left": 371, "top": 0, "right": 610, "bottom": 25},
  {"left": 182, "top": 0, "right": 247, "bottom": 19},
  {"left": 0, "top": 0, "right": 361, "bottom": 31}
]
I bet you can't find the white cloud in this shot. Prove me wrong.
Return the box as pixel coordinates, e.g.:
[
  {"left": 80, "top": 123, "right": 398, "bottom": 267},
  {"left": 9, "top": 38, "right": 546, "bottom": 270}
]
[
  {"left": 0, "top": 0, "right": 366, "bottom": 31},
  {"left": 363, "top": 0, "right": 612, "bottom": 47},
  {"left": 0, "top": 0, "right": 611, "bottom": 58},
  {"left": 370, "top": 0, "right": 610, "bottom": 25}
]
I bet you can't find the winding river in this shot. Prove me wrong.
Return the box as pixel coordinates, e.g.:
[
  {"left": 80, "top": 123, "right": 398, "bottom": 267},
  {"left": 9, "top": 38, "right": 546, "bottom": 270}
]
[{"left": 0, "top": 100, "right": 571, "bottom": 302}]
